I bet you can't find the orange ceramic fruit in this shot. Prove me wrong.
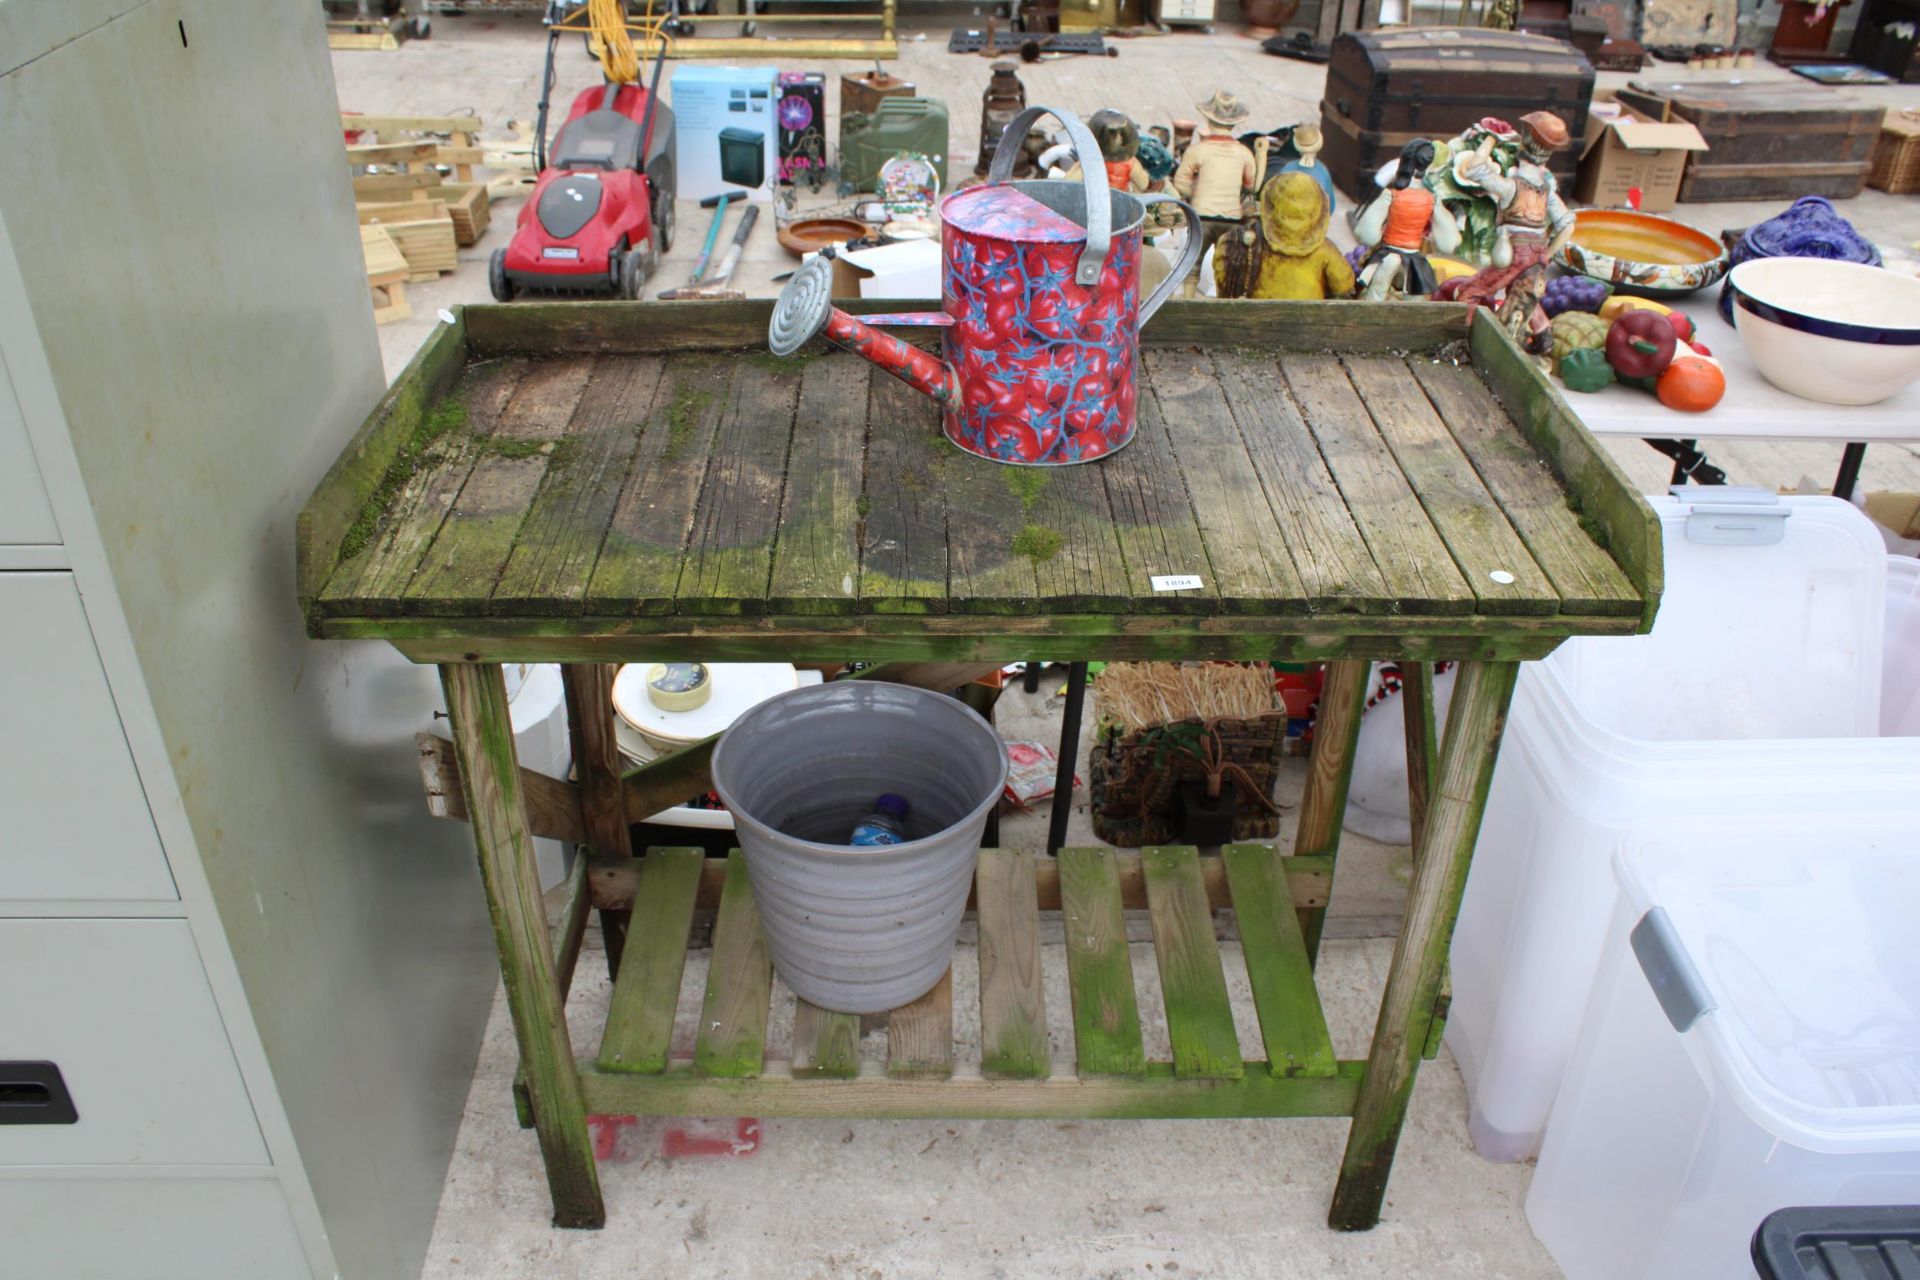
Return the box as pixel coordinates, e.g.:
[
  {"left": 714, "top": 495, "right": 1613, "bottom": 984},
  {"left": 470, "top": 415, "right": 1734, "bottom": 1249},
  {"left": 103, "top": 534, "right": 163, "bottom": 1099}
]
[{"left": 1656, "top": 353, "right": 1726, "bottom": 413}]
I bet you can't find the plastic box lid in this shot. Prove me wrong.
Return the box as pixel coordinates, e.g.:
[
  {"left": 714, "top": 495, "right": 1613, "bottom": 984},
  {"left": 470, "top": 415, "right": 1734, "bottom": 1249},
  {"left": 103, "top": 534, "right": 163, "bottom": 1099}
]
[
  {"left": 1617, "top": 814, "right": 1920, "bottom": 1154},
  {"left": 1548, "top": 492, "right": 1886, "bottom": 745}
]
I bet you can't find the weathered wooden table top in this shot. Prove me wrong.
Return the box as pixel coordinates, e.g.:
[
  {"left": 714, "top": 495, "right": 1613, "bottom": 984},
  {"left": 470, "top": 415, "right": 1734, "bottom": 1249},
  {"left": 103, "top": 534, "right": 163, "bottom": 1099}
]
[{"left": 299, "top": 301, "right": 1659, "bottom": 664}]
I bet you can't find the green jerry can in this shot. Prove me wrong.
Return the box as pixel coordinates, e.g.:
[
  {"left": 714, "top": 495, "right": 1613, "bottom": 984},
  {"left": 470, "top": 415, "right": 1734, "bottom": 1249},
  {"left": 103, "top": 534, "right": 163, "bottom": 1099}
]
[{"left": 838, "top": 97, "right": 950, "bottom": 192}]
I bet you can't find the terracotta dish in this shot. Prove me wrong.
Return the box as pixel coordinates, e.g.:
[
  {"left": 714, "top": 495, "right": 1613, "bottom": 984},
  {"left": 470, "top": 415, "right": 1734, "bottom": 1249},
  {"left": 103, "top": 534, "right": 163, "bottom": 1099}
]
[
  {"left": 776, "top": 217, "right": 869, "bottom": 259},
  {"left": 1554, "top": 208, "right": 1729, "bottom": 296}
]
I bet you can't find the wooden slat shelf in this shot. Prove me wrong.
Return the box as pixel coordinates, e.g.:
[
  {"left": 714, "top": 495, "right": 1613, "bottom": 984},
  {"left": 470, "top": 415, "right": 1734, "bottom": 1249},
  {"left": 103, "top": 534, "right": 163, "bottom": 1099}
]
[
  {"left": 575, "top": 845, "right": 1342, "bottom": 1118},
  {"left": 298, "top": 299, "right": 1659, "bottom": 664}
]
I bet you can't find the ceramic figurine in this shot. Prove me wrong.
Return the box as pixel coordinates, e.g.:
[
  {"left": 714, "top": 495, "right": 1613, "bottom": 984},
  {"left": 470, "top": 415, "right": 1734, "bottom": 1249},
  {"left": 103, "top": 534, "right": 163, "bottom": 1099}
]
[
  {"left": 1279, "top": 121, "right": 1337, "bottom": 213},
  {"left": 1173, "top": 91, "right": 1259, "bottom": 260},
  {"left": 1354, "top": 139, "right": 1460, "bottom": 300},
  {"left": 1088, "top": 110, "right": 1151, "bottom": 191},
  {"left": 1139, "top": 126, "right": 1177, "bottom": 190},
  {"left": 1451, "top": 111, "right": 1573, "bottom": 350},
  {"left": 1417, "top": 117, "right": 1520, "bottom": 267},
  {"left": 1216, "top": 172, "right": 1355, "bottom": 301}
]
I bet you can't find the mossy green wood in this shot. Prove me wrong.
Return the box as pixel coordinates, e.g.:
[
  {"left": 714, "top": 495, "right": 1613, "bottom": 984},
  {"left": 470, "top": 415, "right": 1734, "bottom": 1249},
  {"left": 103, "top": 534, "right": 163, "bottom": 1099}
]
[
  {"left": 439, "top": 663, "right": 603, "bottom": 1227},
  {"left": 596, "top": 847, "right": 704, "bottom": 1073},
  {"left": 1221, "top": 845, "right": 1337, "bottom": 1078},
  {"left": 319, "top": 358, "right": 527, "bottom": 616},
  {"left": 1408, "top": 359, "right": 1640, "bottom": 617},
  {"left": 860, "top": 370, "right": 949, "bottom": 614},
  {"left": 791, "top": 1001, "right": 862, "bottom": 1079},
  {"left": 1466, "top": 311, "right": 1663, "bottom": 631},
  {"left": 1282, "top": 355, "right": 1476, "bottom": 615},
  {"left": 455, "top": 297, "right": 1472, "bottom": 362},
  {"left": 1138, "top": 348, "right": 1305, "bottom": 611},
  {"left": 767, "top": 357, "right": 867, "bottom": 614},
  {"left": 1209, "top": 350, "right": 1393, "bottom": 613},
  {"left": 693, "top": 851, "right": 774, "bottom": 1078},
  {"left": 887, "top": 968, "right": 954, "bottom": 1080},
  {"left": 404, "top": 359, "right": 596, "bottom": 614},
  {"left": 1058, "top": 846, "right": 1146, "bottom": 1078},
  {"left": 1141, "top": 847, "right": 1244, "bottom": 1080},
  {"left": 297, "top": 309, "right": 470, "bottom": 604},
  {"left": 583, "top": 355, "right": 735, "bottom": 615},
  {"left": 494, "top": 355, "right": 666, "bottom": 614},
  {"left": 1331, "top": 659, "right": 1520, "bottom": 1232},
  {"left": 677, "top": 361, "right": 802, "bottom": 614},
  {"left": 1293, "top": 659, "right": 1371, "bottom": 960},
  {"left": 511, "top": 853, "right": 593, "bottom": 1129},
  {"left": 1341, "top": 355, "right": 1559, "bottom": 616},
  {"left": 975, "top": 849, "right": 1050, "bottom": 1080},
  {"left": 575, "top": 1059, "right": 1367, "bottom": 1120},
  {"left": 1097, "top": 374, "right": 1220, "bottom": 613}
]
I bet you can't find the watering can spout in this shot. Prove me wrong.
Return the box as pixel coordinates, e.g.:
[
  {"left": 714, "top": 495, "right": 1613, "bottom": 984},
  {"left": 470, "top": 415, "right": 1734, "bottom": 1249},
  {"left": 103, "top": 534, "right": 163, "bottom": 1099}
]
[{"left": 768, "top": 252, "right": 960, "bottom": 407}]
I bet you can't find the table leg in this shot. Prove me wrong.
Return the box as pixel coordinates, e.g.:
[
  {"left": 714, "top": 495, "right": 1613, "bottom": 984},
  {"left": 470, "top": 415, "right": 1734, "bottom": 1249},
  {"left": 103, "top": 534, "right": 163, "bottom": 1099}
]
[
  {"left": 1833, "top": 441, "right": 1867, "bottom": 502},
  {"left": 441, "top": 662, "right": 605, "bottom": 1230},
  {"left": 561, "top": 664, "right": 635, "bottom": 979},
  {"left": 1292, "top": 660, "right": 1369, "bottom": 962},
  {"left": 1046, "top": 661, "right": 1088, "bottom": 856},
  {"left": 1399, "top": 663, "right": 1437, "bottom": 868},
  {"left": 1329, "top": 660, "right": 1518, "bottom": 1232}
]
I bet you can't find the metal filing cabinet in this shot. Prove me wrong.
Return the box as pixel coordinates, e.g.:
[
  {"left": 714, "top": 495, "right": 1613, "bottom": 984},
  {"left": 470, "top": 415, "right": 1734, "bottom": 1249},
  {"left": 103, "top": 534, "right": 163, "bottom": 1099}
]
[{"left": 0, "top": 1, "right": 499, "bottom": 1275}]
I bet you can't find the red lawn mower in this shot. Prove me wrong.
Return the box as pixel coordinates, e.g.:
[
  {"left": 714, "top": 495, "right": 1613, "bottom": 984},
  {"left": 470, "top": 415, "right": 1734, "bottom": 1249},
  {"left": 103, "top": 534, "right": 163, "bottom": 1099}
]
[{"left": 490, "top": 1, "right": 677, "bottom": 300}]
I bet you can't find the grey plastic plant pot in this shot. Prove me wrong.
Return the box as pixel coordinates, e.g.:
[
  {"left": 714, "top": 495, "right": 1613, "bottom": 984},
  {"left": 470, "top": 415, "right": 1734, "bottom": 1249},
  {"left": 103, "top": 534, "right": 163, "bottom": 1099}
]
[{"left": 709, "top": 681, "right": 1010, "bottom": 1015}]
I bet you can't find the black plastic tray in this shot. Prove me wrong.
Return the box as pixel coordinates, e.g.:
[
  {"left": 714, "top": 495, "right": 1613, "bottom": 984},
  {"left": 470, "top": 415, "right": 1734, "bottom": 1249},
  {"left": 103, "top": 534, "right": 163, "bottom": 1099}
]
[{"left": 1752, "top": 1206, "right": 1920, "bottom": 1279}]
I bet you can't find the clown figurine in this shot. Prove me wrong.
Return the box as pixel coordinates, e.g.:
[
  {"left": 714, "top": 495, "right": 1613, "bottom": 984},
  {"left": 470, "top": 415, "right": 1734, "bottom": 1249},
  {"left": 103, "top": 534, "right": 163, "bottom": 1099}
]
[
  {"left": 1452, "top": 111, "right": 1574, "bottom": 350},
  {"left": 1216, "top": 172, "right": 1355, "bottom": 301},
  {"left": 1354, "top": 139, "right": 1460, "bottom": 300}
]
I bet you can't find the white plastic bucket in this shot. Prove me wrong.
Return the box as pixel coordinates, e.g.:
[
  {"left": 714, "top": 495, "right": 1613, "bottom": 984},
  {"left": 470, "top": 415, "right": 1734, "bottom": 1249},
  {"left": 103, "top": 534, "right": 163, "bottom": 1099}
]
[
  {"left": 1526, "top": 814, "right": 1920, "bottom": 1279},
  {"left": 1885, "top": 555, "right": 1920, "bottom": 737}
]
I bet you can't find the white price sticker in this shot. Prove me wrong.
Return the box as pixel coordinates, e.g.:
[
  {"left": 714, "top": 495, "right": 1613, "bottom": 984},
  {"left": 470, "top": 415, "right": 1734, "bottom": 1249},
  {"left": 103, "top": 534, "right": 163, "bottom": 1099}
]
[{"left": 1151, "top": 574, "right": 1203, "bottom": 592}]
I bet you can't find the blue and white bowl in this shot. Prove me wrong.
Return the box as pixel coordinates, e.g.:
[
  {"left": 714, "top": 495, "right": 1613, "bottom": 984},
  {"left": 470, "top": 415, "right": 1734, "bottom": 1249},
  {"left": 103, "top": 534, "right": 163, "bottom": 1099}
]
[{"left": 1729, "top": 258, "right": 1920, "bottom": 406}]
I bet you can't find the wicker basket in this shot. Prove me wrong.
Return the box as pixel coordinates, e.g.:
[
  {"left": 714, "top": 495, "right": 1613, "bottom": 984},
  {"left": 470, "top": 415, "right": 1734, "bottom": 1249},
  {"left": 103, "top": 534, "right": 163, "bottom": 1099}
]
[
  {"left": 1088, "top": 715, "right": 1286, "bottom": 847},
  {"left": 1868, "top": 108, "right": 1920, "bottom": 195}
]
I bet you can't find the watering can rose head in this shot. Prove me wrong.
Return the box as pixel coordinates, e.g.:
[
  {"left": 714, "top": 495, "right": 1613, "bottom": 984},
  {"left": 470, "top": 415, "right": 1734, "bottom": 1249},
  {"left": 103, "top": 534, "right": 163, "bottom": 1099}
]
[{"left": 766, "top": 105, "right": 1203, "bottom": 467}]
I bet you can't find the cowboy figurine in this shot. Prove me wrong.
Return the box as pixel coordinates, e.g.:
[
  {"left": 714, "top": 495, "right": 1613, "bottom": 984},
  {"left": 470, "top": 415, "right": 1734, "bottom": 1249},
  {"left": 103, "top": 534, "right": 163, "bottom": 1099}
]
[
  {"left": 1088, "top": 110, "right": 1151, "bottom": 192},
  {"left": 1354, "top": 139, "right": 1460, "bottom": 300},
  {"left": 1453, "top": 111, "right": 1574, "bottom": 349},
  {"left": 1173, "top": 91, "right": 1259, "bottom": 259}
]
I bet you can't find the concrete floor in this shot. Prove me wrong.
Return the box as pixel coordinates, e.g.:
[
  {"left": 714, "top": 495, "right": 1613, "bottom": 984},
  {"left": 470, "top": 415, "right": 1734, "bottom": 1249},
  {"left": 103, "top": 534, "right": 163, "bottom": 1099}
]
[{"left": 328, "top": 18, "right": 1918, "bottom": 1276}]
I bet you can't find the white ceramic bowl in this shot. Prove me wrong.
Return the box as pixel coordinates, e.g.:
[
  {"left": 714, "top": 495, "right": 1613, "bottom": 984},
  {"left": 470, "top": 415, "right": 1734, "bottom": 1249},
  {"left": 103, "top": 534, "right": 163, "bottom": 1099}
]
[{"left": 1728, "top": 258, "right": 1920, "bottom": 406}]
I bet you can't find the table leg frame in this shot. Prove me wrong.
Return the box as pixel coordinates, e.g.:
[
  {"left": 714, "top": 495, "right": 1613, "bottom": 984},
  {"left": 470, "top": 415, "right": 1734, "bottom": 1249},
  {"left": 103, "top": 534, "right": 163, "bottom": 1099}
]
[
  {"left": 1329, "top": 659, "right": 1519, "bottom": 1231},
  {"left": 560, "top": 664, "right": 635, "bottom": 979},
  {"left": 1292, "top": 660, "right": 1370, "bottom": 962},
  {"left": 440, "top": 662, "right": 606, "bottom": 1229}
]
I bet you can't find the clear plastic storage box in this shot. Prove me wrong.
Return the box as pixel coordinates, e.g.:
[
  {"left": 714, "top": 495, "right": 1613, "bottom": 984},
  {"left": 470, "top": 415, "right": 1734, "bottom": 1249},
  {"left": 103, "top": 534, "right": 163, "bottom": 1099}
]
[
  {"left": 1447, "top": 493, "right": 1920, "bottom": 1160},
  {"left": 1525, "top": 815, "right": 1920, "bottom": 1279}
]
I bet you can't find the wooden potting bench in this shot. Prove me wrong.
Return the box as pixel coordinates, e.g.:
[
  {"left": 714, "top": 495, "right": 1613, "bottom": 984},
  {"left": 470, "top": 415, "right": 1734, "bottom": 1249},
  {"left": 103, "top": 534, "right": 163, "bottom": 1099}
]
[{"left": 298, "top": 298, "right": 1660, "bottom": 1232}]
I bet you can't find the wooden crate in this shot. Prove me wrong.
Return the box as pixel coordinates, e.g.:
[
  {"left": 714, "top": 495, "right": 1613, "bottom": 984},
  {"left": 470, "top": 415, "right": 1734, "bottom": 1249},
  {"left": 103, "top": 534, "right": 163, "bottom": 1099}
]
[
  {"left": 427, "top": 183, "right": 491, "bottom": 246},
  {"left": 1869, "top": 108, "right": 1920, "bottom": 194},
  {"left": 391, "top": 217, "right": 458, "bottom": 280},
  {"left": 360, "top": 224, "right": 410, "bottom": 325},
  {"left": 341, "top": 114, "right": 485, "bottom": 182},
  {"left": 1618, "top": 81, "right": 1882, "bottom": 201}
]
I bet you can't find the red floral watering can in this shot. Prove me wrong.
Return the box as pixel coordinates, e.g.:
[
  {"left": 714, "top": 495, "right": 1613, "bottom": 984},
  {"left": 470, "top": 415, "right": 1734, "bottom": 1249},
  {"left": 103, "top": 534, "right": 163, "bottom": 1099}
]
[{"left": 768, "top": 106, "right": 1202, "bottom": 466}]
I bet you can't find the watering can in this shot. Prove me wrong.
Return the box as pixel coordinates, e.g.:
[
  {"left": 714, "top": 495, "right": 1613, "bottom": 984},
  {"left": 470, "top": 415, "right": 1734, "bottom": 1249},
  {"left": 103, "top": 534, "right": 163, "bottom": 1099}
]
[{"left": 767, "top": 106, "right": 1202, "bottom": 466}]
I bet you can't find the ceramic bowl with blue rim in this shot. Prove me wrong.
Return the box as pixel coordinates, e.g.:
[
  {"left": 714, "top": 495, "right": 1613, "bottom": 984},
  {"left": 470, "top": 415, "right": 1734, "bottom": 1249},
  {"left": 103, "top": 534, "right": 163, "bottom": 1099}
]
[{"left": 1729, "top": 258, "right": 1920, "bottom": 406}]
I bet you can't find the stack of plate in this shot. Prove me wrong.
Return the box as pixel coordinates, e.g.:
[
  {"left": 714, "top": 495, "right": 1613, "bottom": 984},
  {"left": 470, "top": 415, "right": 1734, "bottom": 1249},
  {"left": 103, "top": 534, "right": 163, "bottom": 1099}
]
[{"left": 609, "top": 664, "right": 823, "bottom": 828}]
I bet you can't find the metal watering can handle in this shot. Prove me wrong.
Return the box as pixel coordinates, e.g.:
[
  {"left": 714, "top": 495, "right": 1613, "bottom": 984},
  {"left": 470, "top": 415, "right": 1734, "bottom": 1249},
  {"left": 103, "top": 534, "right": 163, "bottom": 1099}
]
[
  {"left": 1133, "top": 192, "right": 1203, "bottom": 328},
  {"left": 986, "top": 104, "right": 1111, "bottom": 288}
]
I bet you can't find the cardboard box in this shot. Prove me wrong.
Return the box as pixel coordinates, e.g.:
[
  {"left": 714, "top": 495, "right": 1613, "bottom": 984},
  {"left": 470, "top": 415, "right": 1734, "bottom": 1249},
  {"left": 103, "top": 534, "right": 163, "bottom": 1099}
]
[
  {"left": 1574, "top": 98, "right": 1708, "bottom": 213},
  {"left": 824, "top": 239, "right": 942, "bottom": 300},
  {"left": 1866, "top": 492, "right": 1920, "bottom": 541},
  {"left": 670, "top": 66, "right": 778, "bottom": 203}
]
